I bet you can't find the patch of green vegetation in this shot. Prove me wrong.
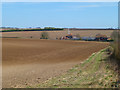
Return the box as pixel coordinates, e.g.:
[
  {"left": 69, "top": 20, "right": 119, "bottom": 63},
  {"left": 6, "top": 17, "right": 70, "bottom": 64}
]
[
  {"left": 81, "top": 53, "right": 96, "bottom": 67},
  {"left": 26, "top": 86, "right": 32, "bottom": 88}
]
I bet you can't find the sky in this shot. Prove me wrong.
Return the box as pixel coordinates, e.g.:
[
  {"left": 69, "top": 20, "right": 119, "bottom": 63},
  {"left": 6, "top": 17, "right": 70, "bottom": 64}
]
[
  {"left": 1, "top": 0, "right": 119, "bottom": 2},
  {"left": 2, "top": 2, "right": 118, "bottom": 28}
]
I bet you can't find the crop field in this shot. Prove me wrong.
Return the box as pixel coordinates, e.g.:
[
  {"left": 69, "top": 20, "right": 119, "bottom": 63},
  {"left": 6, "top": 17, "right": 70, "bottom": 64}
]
[
  {"left": 2, "top": 30, "right": 113, "bottom": 40},
  {"left": 2, "top": 38, "right": 109, "bottom": 88}
]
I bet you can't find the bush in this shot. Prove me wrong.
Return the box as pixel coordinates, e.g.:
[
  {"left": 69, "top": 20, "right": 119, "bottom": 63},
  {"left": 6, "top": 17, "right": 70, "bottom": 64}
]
[
  {"left": 110, "top": 30, "right": 120, "bottom": 60},
  {"left": 40, "top": 32, "right": 49, "bottom": 39},
  {"left": 76, "top": 34, "right": 81, "bottom": 39}
]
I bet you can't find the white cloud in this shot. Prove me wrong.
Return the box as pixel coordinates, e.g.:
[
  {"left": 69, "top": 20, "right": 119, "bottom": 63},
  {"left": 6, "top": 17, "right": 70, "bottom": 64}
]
[
  {"left": 1, "top": 0, "right": 120, "bottom": 2},
  {"left": 53, "top": 5, "right": 100, "bottom": 12},
  {"left": 71, "top": 5, "right": 100, "bottom": 8}
]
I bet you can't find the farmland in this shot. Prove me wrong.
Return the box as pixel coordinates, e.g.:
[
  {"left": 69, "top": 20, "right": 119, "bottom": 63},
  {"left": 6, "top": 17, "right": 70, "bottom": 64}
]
[
  {"left": 2, "top": 29, "right": 113, "bottom": 40},
  {"left": 2, "top": 38, "right": 109, "bottom": 88}
]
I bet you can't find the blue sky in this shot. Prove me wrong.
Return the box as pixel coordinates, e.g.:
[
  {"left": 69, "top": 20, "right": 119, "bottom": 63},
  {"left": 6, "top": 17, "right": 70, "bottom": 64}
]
[{"left": 2, "top": 2, "right": 118, "bottom": 28}]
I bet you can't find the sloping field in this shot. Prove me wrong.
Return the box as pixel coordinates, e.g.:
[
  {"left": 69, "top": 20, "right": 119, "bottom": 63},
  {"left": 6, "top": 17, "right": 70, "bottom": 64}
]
[
  {"left": 37, "top": 48, "right": 119, "bottom": 88},
  {"left": 2, "top": 38, "right": 109, "bottom": 88},
  {"left": 2, "top": 30, "right": 113, "bottom": 40}
]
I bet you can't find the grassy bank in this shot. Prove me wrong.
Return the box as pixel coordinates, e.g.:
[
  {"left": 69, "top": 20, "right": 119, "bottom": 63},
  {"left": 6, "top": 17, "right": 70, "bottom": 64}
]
[{"left": 31, "top": 47, "right": 119, "bottom": 88}]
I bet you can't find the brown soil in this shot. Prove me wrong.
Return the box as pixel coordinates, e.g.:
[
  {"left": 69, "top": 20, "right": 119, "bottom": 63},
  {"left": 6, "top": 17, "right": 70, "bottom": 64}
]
[{"left": 2, "top": 38, "right": 109, "bottom": 88}]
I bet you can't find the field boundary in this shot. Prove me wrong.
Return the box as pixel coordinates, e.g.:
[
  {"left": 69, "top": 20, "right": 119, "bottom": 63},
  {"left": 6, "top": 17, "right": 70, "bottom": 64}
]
[{"left": 31, "top": 47, "right": 119, "bottom": 88}]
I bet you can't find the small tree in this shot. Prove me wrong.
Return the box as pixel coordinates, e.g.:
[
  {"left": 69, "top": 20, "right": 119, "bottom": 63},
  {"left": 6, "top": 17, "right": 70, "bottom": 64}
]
[
  {"left": 111, "top": 30, "right": 120, "bottom": 60},
  {"left": 76, "top": 34, "right": 81, "bottom": 39},
  {"left": 30, "top": 36, "right": 33, "bottom": 38},
  {"left": 40, "top": 32, "right": 49, "bottom": 39}
]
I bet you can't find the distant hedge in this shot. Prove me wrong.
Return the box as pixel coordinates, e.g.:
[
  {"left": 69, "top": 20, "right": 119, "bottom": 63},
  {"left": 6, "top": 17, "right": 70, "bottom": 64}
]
[{"left": 1, "top": 28, "right": 63, "bottom": 32}]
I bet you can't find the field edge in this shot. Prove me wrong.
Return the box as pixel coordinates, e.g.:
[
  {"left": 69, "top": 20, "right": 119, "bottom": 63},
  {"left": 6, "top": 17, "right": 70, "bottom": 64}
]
[{"left": 31, "top": 47, "right": 119, "bottom": 88}]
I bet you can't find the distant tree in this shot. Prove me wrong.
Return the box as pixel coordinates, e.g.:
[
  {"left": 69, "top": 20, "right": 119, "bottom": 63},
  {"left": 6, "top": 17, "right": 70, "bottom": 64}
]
[
  {"left": 1, "top": 27, "right": 6, "bottom": 29},
  {"left": 44, "top": 27, "right": 55, "bottom": 29},
  {"left": 30, "top": 36, "right": 33, "bottom": 38},
  {"left": 36, "top": 27, "right": 41, "bottom": 29},
  {"left": 76, "top": 34, "right": 81, "bottom": 39},
  {"left": 40, "top": 32, "right": 49, "bottom": 39}
]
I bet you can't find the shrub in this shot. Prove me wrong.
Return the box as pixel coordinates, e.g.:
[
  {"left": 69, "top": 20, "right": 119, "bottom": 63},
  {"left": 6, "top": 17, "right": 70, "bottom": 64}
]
[
  {"left": 40, "top": 32, "right": 49, "bottom": 39},
  {"left": 110, "top": 30, "right": 120, "bottom": 60},
  {"left": 76, "top": 34, "right": 81, "bottom": 39}
]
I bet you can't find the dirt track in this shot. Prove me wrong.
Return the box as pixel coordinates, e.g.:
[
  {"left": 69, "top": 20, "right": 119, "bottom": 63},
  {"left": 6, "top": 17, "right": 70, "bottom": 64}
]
[{"left": 2, "top": 38, "right": 109, "bottom": 88}]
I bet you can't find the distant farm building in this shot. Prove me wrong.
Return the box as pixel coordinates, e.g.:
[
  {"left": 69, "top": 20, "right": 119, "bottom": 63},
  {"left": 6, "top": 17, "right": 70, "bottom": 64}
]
[
  {"left": 66, "top": 33, "right": 73, "bottom": 39},
  {"left": 82, "top": 37, "right": 95, "bottom": 41},
  {"left": 95, "top": 34, "right": 108, "bottom": 41},
  {"left": 72, "top": 35, "right": 80, "bottom": 40},
  {"left": 59, "top": 33, "right": 81, "bottom": 40}
]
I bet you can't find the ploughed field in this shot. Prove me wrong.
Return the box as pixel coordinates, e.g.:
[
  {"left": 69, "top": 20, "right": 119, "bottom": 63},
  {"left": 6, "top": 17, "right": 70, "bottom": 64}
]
[{"left": 2, "top": 38, "right": 109, "bottom": 88}]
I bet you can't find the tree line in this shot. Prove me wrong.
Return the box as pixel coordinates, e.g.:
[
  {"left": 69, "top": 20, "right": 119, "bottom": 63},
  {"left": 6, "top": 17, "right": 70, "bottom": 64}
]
[{"left": 1, "top": 28, "right": 63, "bottom": 32}]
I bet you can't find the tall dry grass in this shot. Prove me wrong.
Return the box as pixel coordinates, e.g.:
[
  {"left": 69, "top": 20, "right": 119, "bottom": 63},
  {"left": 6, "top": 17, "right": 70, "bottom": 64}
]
[{"left": 111, "top": 29, "right": 120, "bottom": 60}]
